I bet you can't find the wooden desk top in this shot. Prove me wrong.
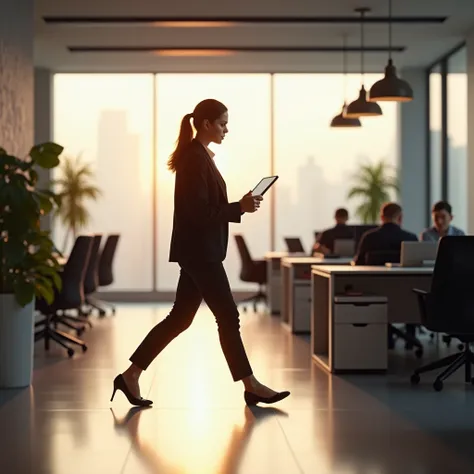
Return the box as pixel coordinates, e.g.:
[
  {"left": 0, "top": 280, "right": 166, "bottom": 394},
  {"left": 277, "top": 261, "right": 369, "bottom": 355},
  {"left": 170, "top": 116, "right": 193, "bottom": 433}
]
[
  {"left": 311, "top": 265, "right": 434, "bottom": 276},
  {"left": 265, "top": 251, "right": 307, "bottom": 259},
  {"left": 283, "top": 257, "right": 353, "bottom": 267}
]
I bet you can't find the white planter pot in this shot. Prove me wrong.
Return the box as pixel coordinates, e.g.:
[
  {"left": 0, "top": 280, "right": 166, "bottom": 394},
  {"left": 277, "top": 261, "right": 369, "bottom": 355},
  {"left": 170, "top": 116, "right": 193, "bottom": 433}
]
[{"left": 0, "top": 294, "right": 35, "bottom": 388}]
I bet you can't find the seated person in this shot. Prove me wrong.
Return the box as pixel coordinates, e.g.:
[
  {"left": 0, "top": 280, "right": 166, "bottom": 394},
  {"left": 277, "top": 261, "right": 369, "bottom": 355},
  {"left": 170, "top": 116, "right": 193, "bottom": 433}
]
[
  {"left": 353, "top": 202, "right": 418, "bottom": 265},
  {"left": 420, "top": 200, "right": 465, "bottom": 241},
  {"left": 312, "top": 208, "right": 353, "bottom": 255}
]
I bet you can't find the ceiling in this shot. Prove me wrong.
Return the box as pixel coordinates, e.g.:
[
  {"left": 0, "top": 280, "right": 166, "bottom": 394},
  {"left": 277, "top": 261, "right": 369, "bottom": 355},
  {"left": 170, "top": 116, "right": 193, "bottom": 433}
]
[{"left": 35, "top": 0, "right": 474, "bottom": 73}]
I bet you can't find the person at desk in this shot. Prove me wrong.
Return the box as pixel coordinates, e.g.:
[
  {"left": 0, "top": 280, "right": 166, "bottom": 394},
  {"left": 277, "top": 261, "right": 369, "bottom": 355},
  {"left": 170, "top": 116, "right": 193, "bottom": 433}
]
[
  {"left": 352, "top": 202, "right": 418, "bottom": 265},
  {"left": 312, "top": 208, "right": 353, "bottom": 255},
  {"left": 111, "top": 99, "right": 289, "bottom": 408},
  {"left": 420, "top": 200, "right": 465, "bottom": 241}
]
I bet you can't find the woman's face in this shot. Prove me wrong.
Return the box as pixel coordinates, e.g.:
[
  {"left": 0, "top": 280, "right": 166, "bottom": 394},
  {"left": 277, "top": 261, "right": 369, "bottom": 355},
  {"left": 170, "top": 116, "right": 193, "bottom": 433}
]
[{"left": 205, "top": 111, "right": 228, "bottom": 145}]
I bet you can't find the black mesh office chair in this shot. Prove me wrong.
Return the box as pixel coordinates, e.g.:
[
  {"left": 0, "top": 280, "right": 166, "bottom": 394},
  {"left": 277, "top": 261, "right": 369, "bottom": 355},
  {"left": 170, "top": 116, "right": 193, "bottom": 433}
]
[
  {"left": 365, "top": 250, "right": 424, "bottom": 357},
  {"left": 234, "top": 234, "right": 267, "bottom": 312},
  {"left": 35, "top": 235, "right": 93, "bottom": 357},
  {"left": 96, "top": 234, "right": 120, "bottom": 315},
  {"left": 411, "top": 236, "right": 474, "bottom": 391},
  {"left": 82, "top": 233, "right": 105, "bottom": 316}
]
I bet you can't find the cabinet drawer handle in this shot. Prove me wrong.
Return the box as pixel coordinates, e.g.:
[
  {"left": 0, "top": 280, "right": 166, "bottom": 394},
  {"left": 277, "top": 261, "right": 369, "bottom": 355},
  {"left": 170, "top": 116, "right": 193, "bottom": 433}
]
[{"left": 352, "top": 323, "right": 368, "bottom": 327}]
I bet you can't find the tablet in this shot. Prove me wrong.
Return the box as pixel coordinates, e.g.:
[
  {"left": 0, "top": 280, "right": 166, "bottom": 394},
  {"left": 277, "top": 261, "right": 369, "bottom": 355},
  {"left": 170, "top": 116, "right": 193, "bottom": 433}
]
[{"left": 252, "top": 176, "right": 279, "bottom": 196}]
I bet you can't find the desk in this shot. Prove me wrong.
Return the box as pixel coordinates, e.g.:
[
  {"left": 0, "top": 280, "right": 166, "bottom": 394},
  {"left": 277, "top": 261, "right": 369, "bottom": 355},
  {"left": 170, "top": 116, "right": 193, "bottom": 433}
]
[
  {"left": 281, "top": 257, "right": 352, "bottom": 333},
  {"left": 265, "top": 251, "right": 305, "bottom": 314},
  {"left": 311, "top": 265, "right": 433, "bottom": 373}
]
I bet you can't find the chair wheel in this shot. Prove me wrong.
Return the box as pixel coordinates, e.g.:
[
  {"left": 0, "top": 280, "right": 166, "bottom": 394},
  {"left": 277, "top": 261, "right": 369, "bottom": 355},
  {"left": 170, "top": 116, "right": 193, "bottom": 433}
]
[
  {"left": 430, "top": 333, "right": 435, "bottom": 339},
  {"left": 415, "top": 348, "right": 423, "bottom": 358},
  {"left": 242, "top": 306, "right": 247, "bottom": 312},
  {"left": 433, "top": 379, "right": 444, "bottom": 391},
  {"left": 410, "top": 373, "right": 420, "bottom": 385},
  {"left": 82, "top": 345, "right": 88, "bottom": 353},
  {"left": 458, "top": 344, "right": 464, "bottom": 351},
  {"left": 253, "top": 303, "right": 257, "bottom": 312},
  {"left": 112, "top": 308, "right": 116, "bottom": 315},
  {"left": 67, "top": 349, "right": 74, "bottom": 358},
  {"left": 99, "top": 309, "right": 106, "bottom": 317}
]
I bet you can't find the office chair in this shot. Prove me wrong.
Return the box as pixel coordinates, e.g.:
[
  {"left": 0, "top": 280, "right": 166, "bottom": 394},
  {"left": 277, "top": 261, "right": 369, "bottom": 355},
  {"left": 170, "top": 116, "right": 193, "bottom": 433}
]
[
  {"left": 234, "top": 234, "right": 267, "bottom": 312},
  {"left": 284, "top": 237, "right": 305, "bottom": 254},
  {"left": 411, "top": 236, "right": 474, "bottom": 391},
  {"left": 96, "top": 234, "right": 120, "bottom": 316},
  {"left": 365, "top": 250, "right": 424, "bottom": 357},
  {"left": 35, "top": 235, "right": 93, "bottom": 358},
  {"left": 82, "top": 233, "right": 105, "bottom": 316}
]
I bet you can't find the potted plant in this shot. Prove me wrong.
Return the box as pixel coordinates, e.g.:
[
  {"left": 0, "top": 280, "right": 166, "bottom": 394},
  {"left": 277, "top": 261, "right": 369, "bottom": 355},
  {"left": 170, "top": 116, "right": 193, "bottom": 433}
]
[
  {"left": 53, "top": 154, "right": 102, "bottom": 252},
  {"left": 347, "top": 160, "right": 399, "bottom": 223},
  {"left": 0, "top": 143, "right": 63, "bottom": 388}
]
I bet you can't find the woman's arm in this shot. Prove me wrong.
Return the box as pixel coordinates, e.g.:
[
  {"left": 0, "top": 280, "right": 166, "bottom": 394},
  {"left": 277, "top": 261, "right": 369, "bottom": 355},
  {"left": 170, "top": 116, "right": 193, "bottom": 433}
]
[{"left": 180, "top": 154, "right": 242, "bottom": 226}]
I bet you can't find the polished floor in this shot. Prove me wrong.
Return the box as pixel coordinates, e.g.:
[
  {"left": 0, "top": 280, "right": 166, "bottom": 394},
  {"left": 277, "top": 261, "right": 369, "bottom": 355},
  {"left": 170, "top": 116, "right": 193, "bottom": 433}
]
[{"left": 2, "top": 303, "right": 474, "bottom": 473}]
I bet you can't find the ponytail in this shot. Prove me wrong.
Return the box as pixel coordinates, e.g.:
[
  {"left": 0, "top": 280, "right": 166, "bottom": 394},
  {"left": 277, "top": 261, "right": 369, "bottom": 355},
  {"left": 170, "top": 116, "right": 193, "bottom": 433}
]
[{"left": 167, "top": 113, "right": 194, "bottom": 172}]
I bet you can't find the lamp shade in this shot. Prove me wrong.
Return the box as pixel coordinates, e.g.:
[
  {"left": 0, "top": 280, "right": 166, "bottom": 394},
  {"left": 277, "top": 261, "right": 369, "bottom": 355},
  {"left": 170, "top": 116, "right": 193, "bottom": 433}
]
[
  {"left": 344, "top": 85, "right": 382, "bottom": 118},
  {"left": 368, "top": 59, "right": 413, "bottom": 102},
  {"left": 330, "top": 103, "right": 362, "bottom": 127}
]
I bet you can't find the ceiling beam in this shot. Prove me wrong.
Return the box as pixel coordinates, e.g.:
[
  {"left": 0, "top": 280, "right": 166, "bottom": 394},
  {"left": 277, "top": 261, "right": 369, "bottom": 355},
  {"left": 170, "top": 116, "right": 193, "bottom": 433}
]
[
  {"left": 67, "top": 46, "right": 406, "bottom": 53},
  {"left": 43, "top": 15, "right": 447, "bottom": 25}
]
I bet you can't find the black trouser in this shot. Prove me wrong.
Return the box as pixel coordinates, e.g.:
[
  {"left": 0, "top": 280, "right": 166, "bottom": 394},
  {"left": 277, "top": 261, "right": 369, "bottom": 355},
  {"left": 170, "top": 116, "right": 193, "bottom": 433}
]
[{"left": 129, "top": 261, "right": 253, "bottom": 381}]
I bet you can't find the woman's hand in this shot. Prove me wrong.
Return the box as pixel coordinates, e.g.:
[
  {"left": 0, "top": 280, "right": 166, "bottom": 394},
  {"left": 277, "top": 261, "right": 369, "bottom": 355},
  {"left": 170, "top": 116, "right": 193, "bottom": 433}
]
[{"left": 240, "top": 191, "right": 263, "bottom": 213}]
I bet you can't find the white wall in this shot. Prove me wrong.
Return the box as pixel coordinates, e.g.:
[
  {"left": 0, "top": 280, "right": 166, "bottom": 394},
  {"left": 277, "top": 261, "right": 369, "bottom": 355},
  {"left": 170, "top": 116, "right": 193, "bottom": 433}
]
[
  {"left": 0, "top": 0, "right": 34, "bottom": 155},
  {"left": 398, "top": 68, "right": 428, "bottom": 235}
]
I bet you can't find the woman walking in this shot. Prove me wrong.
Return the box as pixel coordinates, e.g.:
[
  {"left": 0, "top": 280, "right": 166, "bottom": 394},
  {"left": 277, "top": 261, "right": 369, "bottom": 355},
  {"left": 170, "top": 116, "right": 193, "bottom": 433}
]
[{"left": 111, "top": 99, "right": 290, "bottom": 407}]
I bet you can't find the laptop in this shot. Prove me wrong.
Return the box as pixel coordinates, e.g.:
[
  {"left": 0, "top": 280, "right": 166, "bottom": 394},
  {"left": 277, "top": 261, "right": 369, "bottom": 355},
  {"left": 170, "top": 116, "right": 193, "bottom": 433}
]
[
  {"left": 284, "top": 237, "right": 306, "bottom": 254},
  {"left": 333, "top": 239, "right": 355, "bottom": 257},
  {"left": 386, "top": 241, "right": 438, "bottom": 268}
]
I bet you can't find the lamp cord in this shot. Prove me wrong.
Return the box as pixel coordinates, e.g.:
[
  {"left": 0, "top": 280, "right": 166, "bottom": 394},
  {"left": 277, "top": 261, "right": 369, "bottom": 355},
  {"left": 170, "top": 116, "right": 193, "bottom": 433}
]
[
  {"left": 360, "top": 10, "right": 365, "bottom": 86},
  {"left": 343, "top": 35, "right": 347, "bottom": 100},
  {"left": 388, "top": 0, "right": 392, "bottom": 60}
]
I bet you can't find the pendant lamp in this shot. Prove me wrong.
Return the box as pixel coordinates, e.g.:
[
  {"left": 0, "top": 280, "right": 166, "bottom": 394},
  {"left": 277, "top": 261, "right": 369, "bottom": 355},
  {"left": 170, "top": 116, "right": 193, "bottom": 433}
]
[
  {"left": 344, "top": 8, "right": 382, "bottom": 118},
  {"left": 368, "top": 0, "right": 413, "bottom": 102},
  {"left": 330, "top": 35, "right": 362, "bottom": 128}
]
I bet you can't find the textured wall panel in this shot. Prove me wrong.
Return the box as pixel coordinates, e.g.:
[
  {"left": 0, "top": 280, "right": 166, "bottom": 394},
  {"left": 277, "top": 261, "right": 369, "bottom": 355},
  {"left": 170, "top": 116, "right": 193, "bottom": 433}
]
[{"left": 0, "top": 0, "right": 34, "bottom": 156}]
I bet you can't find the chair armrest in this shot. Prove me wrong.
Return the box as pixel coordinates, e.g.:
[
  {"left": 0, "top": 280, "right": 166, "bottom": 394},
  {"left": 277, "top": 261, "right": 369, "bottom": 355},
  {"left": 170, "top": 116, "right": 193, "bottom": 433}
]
[{"left": 412, "top": 289, "right": 428, "bottom": 296}]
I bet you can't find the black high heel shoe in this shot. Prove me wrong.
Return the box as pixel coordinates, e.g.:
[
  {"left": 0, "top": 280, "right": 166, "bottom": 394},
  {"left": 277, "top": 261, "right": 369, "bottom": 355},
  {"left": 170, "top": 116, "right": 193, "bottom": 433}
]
[
  {"left": 110, "top": 374, "right": 153, "bottom": 407},
  {"left": 244, "top": 390, "right": 290, "bottom": 406}
]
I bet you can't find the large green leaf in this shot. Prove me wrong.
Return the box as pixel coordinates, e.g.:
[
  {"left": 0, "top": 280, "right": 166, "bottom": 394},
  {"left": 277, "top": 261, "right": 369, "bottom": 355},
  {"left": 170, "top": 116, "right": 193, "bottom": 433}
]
[
  {"left": 14, "top": 280, "right": 35, "bottom": 307},
  {"left": 33, "top": 191, "right": 54, "bottom": 215},
  {"left": 36, "top": 265, "right": 63, "bottom": 291},
  {"left": 35, "top": 280, "right": 55, "bottom": 305},
  {"left": 30, "top": 142, "right": 63, "bottom": 169}
]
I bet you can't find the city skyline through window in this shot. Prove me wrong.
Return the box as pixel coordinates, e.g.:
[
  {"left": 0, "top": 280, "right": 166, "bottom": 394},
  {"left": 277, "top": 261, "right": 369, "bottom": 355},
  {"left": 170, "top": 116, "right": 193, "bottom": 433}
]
[{"left": 53, "top": 73, "right": 399, "bottom": 292}]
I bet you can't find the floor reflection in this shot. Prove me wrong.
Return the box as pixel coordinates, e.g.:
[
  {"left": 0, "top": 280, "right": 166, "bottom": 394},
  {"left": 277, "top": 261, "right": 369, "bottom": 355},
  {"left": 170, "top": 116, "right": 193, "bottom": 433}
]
[{"left": 111, "top": 405, "right": 289, "bottom": 474}]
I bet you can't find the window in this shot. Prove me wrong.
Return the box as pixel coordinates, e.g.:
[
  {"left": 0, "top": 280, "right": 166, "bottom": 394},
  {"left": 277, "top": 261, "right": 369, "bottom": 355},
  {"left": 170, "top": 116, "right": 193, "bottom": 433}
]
[
  {"left": 273, "top": 74, "right": 399, "bottom": 252},
  {"left": 53, "top": 74, "right": 155, "bottom": 291},
  {"left": 155, "top": 74, "right": 272, "bottom": 290},
  {"left": 447, "top": 47, "right": 468, "bottom": 231},
  {"left": 429, "top": 65, "right": 443, "bottom": 206}
]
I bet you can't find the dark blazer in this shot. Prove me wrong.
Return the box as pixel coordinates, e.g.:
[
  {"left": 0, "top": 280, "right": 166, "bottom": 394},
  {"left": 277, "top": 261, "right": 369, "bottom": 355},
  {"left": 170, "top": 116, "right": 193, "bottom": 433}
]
[
  {"left": 353, "top": 222, "right": 418, "bottom": 265},
  {"left": 169, "top": 139, "right": 242, "bottom": 263}
]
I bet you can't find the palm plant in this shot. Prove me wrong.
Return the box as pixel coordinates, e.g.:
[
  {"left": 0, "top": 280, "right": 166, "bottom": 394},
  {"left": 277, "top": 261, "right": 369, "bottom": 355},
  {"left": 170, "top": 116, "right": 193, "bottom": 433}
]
[
  {"left": 53, "top": 154, "right": 102, "bottom": 251},
  {"left": 347, "top": 161, "right": 399, "bottom": 224}
]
